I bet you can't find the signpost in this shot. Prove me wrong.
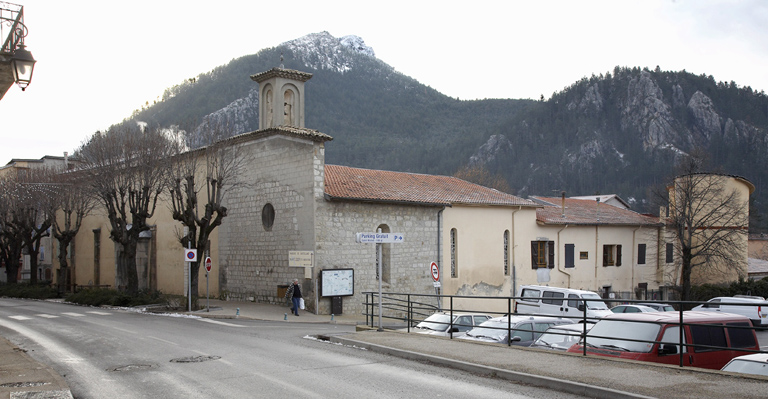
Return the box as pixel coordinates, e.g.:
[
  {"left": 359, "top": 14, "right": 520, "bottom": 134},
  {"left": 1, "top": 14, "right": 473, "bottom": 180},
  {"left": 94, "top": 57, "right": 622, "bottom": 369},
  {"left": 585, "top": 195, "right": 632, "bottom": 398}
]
[
  {"left": 430, "top": 261, "right": 441, "bottom": 309},
  {"left": 204, "top": 257, "right": 212, "bottom": 312},
  {"left": 184, "top": 248, "right": 197, "bottom": 312},
  {"left": 357, "top": 231, "right": 404, "bottom": 331}
]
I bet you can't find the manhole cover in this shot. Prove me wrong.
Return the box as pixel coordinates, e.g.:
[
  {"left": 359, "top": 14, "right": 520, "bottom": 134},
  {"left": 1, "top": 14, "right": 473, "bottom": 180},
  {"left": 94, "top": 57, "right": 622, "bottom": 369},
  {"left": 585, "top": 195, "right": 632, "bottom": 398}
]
[
  {"left": 170, "top": 355, "right": 221, "bottom": 363},
  {"left": 108, "top": 364, "right": 157, "bottom": 372}
]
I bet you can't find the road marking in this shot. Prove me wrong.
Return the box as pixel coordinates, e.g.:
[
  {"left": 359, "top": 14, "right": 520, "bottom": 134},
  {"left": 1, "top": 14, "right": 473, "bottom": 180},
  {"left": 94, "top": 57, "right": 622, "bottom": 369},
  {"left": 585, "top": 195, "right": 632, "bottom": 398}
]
[
  {"left": 197, "top": 318, "right": 246, "bottom": 328},
  {"left": 87, "top": 311, "right": 112, "bottom": 315},
  {"left": 149, "top": 336, "right": 178, "bottom": 346},
  {"left": 37, "top": 314, "right": 59, "bottom": 318},
  {"left": 61, "top": 312, "right": 85, "bottom": 317},
  {"left": 8, "top": 315, "right": 32, "bottom": 320}
]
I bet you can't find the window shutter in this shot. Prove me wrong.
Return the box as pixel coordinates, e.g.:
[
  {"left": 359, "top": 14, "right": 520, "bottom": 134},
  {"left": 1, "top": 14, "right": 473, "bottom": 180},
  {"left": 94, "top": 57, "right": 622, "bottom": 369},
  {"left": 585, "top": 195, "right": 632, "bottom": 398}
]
[
  {"left": 616, "top": 245, "right": 622, "bottom": 266},
  {"left": 666, "top": 243, "right": 674, "bottom": 263},
  {"left": 531, "top": 242, "right": 538, "bottom": 269},
  {"left": 565, "top": 244, "right": 575, "bottom": 268},
  {"left": 548, "top": 241, "right": 555, "bottom": 268},
  {"left": 637, "top": 244, "right": 646, "bottom": 264},
  {"left": 602, "top": 245, "right": 609, "bottom": 266}
]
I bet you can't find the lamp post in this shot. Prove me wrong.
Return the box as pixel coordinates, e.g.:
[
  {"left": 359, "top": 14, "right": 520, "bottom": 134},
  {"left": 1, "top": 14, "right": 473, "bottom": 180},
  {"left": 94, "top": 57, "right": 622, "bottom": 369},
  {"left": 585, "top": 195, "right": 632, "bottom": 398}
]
[
  {"left": 1, "top": 3, "right": 36, "bottom": 91},
  {"left": 10, "top": 43, "right": 35, "bottom": 90}
]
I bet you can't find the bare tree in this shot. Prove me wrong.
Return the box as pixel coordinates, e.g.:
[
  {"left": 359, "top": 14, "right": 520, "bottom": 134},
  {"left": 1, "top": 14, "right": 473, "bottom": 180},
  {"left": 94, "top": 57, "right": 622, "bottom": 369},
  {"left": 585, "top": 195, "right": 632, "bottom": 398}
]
[
  {"left": 46, "top": 169, "right": 96, "bottom": 292},
  {"left": 76, "top": 124, "right": 173, "bottom": 294},
  {"left": 664, "top": 155, "right": 750, "bottom": 301},
  {"left": 168, "top": 119, "right": 246, "bottom": 299},
  {"left": 0, "top": 178, "right": 24, "bottom": 283}
]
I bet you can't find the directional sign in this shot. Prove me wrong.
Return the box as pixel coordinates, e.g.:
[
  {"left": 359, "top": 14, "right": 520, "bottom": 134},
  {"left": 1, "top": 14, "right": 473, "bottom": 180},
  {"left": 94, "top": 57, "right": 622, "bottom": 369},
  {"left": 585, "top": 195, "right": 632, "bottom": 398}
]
[
  {"left": 184, "top": 249, "right": 198, "bottom": 262},
  {"left": 355, "top": 232, "right": 405, "bottom": 243},
  {"left": 204, "top": 257, "right": 212, "bottom": 272},
  {"left": 430, "top": 262, "right": 440, "bottom": 281}
]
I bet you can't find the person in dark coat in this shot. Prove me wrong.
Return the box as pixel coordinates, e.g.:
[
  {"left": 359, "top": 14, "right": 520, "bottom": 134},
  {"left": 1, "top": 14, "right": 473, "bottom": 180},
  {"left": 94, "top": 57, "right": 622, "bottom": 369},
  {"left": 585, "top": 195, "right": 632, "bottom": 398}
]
[{"left": 285, "top": 278, "right": 303, "bottom": 316}]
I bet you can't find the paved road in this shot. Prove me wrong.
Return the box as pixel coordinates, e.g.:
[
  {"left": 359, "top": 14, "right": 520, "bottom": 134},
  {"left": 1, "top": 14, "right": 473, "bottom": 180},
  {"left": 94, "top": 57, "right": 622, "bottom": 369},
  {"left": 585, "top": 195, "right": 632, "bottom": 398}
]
[{"left": 0, "top": 298, "right": 589, "bottom": 399}]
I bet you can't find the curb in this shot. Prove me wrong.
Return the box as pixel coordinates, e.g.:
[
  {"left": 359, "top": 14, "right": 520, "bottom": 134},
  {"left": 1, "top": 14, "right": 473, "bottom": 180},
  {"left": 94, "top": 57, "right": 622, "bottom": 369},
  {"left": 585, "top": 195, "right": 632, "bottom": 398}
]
[{"left": 330, "top": 335, "right": 655, "bottom": 399}]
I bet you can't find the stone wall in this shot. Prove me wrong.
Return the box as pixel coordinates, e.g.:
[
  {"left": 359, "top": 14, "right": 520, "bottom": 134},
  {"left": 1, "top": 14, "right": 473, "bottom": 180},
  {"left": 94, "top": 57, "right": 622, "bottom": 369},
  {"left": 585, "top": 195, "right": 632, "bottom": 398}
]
[
  {"left": 219, "top": 134, "right": 319, "bottom": 305},
  {"left": 314, "top": 201, "right": 441, "bottom": 315}
]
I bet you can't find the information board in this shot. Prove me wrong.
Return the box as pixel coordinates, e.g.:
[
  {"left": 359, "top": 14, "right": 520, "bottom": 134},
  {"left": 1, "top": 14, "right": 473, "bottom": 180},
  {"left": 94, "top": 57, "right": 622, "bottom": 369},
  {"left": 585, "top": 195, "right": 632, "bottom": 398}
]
[{"left": 320, "top": 268, "right": 354, "bottom": 297}]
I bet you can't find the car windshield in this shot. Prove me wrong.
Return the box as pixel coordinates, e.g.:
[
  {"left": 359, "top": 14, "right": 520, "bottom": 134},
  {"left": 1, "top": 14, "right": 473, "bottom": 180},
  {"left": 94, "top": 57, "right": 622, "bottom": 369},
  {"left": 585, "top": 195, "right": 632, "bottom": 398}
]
[
  {"left": 534, "top": 328, "right": 583, "bottom": 349},
  {"left": 722, "top": 359, "right": 768, "bottom": 376},
  {"left": 415, "top": 314, "right": 451, "bottom": 332},
  {"left": 584, "top": 320, "right": 660, "bottom": 352},
  {"left": 581, "top": 293, "right": 609, "bottom": 310},
  {"left": 465, "top": 320, "right": 509, "bottom": 341}
]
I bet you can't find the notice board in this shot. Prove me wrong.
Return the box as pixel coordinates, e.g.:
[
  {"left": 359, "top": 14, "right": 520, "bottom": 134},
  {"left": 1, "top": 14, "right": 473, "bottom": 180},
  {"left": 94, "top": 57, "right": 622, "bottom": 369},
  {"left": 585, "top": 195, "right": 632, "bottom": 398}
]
[{"left": 320, "top": 268, "right": 354, "bottom": 297}]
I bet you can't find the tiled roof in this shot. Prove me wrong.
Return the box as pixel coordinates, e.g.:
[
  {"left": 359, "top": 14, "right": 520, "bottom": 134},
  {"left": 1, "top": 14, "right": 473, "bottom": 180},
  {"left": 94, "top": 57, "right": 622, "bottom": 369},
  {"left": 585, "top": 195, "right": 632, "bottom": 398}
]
[
  {"left": 227, "top": 126, "right": 333, "bottom": 145},
  {"left": 324, "top": 165, "right": 539, "bottom": 207},
  {"left": 250, "top": 67, "right": 313, "bottom": 83},
  {"left": 532, "top": 196, "right": 662, "bottom": 226}
]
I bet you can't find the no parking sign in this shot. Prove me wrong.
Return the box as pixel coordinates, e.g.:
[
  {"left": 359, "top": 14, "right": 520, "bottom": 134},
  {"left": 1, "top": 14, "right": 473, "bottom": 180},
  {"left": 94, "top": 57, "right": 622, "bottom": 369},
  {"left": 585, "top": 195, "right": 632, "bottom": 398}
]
[{"left": 184, "top": 249, "right": 198, "bottom": 262}]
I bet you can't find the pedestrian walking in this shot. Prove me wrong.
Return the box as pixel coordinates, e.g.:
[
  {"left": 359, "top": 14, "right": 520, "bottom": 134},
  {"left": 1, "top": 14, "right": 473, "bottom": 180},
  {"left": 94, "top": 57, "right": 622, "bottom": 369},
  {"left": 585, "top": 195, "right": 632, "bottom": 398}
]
[{"left": 285, "top": 278, "right": 303, "bottom": 316}]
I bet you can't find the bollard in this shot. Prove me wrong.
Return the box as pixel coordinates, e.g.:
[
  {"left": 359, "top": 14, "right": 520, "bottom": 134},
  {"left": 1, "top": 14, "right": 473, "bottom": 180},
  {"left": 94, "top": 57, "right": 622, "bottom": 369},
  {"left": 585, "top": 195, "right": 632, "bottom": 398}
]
[
  {"left": 331, "top": 314, "right": 335, "bottom": 321},
  {"left": 284, "top": 313, "right": 288, "bottom": 320},
  {"left": 236, "top": 308, "right": 240, "bottom": 317}
]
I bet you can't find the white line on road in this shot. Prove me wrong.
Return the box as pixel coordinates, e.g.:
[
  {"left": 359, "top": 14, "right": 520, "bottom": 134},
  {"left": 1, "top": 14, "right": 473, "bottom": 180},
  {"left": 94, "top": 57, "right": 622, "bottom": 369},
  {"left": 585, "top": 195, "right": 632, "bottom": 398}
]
[
  {"left": 197, "top": 318, "right": 246, "bottom": 328},
  {"left": 86, "top": 311, "right": 112, "bottom": 315},
  {"left": 37, "top": 314, "right": 59, "bottom": 318},
  {"left": 61, "top": 312, "right": 85, "bottom": 317},
  {"left": 149, "top": 336, "right": 178, "bottom": 346},
  {"left": 8, "top": 315, "right": 32, "bottom": 320}
]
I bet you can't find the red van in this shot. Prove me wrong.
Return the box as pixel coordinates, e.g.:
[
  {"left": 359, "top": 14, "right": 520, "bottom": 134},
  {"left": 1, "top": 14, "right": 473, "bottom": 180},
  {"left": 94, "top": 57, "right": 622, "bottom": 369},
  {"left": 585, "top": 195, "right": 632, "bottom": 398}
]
[{"left": 567, "top": 311, "right": 759, "bottom": 369}]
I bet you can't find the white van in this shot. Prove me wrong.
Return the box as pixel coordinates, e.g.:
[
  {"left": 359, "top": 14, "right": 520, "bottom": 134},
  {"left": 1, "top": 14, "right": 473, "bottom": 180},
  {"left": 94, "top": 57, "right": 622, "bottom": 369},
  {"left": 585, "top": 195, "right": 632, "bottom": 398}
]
[
  {"left": 692, "top": 296, "right": 768, "bottom": 327},
  {"left": 515, "top": 285, "right": 612, "bottom": 321}
]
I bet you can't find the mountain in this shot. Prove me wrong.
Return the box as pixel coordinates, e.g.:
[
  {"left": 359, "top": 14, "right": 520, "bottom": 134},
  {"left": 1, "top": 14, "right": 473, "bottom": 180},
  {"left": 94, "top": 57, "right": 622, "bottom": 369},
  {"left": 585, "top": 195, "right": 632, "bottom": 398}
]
[{"left": 128, "top": 32, "right": 768, "bottom": 232}]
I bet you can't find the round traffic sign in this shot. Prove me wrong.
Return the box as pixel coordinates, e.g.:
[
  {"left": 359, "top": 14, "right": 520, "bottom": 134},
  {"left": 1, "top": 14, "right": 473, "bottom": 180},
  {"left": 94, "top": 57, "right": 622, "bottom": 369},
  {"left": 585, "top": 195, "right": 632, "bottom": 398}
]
[
  {"left": 430, "top": 262, "right": 439, "bottom": 281},
  {"left": 204, "top": 257, "right": 212, "bottom": 272}
]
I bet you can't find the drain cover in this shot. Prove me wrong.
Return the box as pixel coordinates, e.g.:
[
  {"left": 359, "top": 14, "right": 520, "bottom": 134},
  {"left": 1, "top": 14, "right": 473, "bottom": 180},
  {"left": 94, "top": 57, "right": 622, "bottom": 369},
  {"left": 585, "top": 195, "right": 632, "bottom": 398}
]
[
  {"left": 109, "top": 364, "right": 157, "bottom": 372},
  {"left": 170, "top": 355, "right": 221, "bottom": 363}
]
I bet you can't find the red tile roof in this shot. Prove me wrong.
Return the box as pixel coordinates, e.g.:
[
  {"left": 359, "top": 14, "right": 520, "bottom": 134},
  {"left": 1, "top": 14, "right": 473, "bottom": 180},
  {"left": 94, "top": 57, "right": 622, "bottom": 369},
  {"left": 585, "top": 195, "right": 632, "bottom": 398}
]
[
  {"left": 324, "top": 165, "right": 538, "bottom": 207},
  {"left": 532, "top": 196, "right": 661, "bottom": 226}
]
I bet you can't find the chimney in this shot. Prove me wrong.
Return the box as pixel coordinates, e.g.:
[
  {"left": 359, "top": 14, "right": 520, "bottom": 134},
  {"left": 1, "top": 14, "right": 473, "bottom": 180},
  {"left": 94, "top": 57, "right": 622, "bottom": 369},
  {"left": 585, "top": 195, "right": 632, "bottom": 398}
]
[
  {"left": 561, "top": 191, "right": 566, "bottom": 217},
  {"left": 64, "top": 152, "right": 68, "bottom": 169}
]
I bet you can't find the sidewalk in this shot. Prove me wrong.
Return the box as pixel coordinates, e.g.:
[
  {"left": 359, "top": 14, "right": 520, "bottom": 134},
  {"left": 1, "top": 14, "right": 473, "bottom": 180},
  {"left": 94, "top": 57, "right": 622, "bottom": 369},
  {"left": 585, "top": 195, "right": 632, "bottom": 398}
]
[{"left": 2, "top": 299, "right": 768, "bottom": 399}]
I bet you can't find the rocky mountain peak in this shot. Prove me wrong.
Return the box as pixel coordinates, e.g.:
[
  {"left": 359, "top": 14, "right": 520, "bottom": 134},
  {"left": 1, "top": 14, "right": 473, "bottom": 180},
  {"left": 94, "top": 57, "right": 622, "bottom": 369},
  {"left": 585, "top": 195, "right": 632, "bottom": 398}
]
[{"left": 283, "top": 31, "right": 375, "bottom": 73}]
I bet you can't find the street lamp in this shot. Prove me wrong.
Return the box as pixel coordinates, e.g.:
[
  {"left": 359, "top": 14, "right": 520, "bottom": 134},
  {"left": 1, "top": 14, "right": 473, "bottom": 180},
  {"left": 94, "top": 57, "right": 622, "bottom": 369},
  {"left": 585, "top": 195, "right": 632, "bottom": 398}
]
[{"left": 10, "top": 43, "right": 35, "bottom": 90}]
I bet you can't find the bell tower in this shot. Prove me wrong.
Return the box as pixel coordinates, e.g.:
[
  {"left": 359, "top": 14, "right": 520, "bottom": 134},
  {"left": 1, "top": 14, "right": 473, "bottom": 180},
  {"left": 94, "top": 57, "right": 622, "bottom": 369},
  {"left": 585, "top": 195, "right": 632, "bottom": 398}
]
[{"left": 250, "top": 67, "right": 313, "bottom": 130}]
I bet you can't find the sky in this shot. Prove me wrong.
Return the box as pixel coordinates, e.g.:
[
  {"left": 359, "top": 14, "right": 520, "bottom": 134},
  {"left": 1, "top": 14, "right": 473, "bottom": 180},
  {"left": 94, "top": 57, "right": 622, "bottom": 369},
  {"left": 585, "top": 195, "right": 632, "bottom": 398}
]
[{"left": 1, "top": 0, "right": 767, "bottom": 164}]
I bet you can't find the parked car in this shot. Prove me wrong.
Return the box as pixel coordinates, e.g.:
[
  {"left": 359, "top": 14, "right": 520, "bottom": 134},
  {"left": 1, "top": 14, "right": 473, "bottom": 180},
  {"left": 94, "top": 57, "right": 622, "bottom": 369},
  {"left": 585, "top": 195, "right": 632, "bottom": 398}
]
[
  {"left": 459, "top": 315, "right": 574, "bottom": 346},
  {"left": 531, "top": 323, "right": 594, "bottom": 351},
  {"left": 515, "top": 285, "right": 612, "bottom": 321},
  {"left": 567, "top": 311, "right": 759, "bottom": 370},
  {"left": 405, "top": 312, "right": 491, "bottom": 337},
  {"left": 610, "top": 304, "right": 657, "bottom": 313},
  {"left": 692, "top": 296, "right": 768, "bottom": 327},
  {"left": 637, "top": 302, "right": 675, "bottom": 312},
  {"left": 721, "top": 353, "right": 768, "bottom": 376}
]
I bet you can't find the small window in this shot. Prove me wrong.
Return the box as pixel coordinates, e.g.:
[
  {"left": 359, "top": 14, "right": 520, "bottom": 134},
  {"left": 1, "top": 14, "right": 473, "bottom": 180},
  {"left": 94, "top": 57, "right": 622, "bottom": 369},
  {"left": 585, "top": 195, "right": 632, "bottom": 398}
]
[
  {"left": 659, "top": 326, "right": 685, "bottom": 355},
  {"left": 637, "top": 243, "right": 646, "bottom": 265},
  {"left": 580, "top": 251, "right": 588, "bottom": 260},
  {"left": 520, "top": 289, "right": 541, "bottom": 302},
  {"left": 542, "top": 291, "right": 564, "bottom": 305},
  {"left": 511, "top": 323, "right": 534, "bottom": 342},
  {"left": 727, "top": 322, "right": 757, "bottom": 348},
  {"left": 531, "top": 241, "right": 555, "bottom": 269},
  {"left": 665, "top": 243, "right": 674, "bottom": 263},
  {"left": 567, "top": 294, "right": 581, "bottom": 308},
  {"left": 690, "top": 324, "right": 727, "bottom": 352},
  {"left": 565, "top": 244, "right": 575, "bottom": 268},
  {"left": 602, "top": 245, "right": 622, "bottom": 266},
  {"left": 262, "top": 203, "right": 275, "bottom": 231}
]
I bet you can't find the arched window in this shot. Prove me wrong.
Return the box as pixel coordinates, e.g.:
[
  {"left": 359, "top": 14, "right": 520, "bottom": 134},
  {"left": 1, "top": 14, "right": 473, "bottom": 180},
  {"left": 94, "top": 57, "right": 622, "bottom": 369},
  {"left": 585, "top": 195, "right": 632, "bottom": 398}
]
[
  {"left": 450, "top": 228, "right": 458, "bottom": 278},
  {"left": 283, "top": 89, "right": 294, "bottom": 126},
  {"left": 262, "top": 203, "right": 275, "bottom": 231},
  {"left": 504, "top": 230, "right": 510, "bottom": 276}
]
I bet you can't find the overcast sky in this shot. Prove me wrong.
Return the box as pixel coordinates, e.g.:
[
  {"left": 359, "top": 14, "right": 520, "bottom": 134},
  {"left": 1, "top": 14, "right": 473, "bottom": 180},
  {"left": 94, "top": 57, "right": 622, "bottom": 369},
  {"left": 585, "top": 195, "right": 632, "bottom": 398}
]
[{"left": 1, "top": 0, "right": 767, "bottom": 164}]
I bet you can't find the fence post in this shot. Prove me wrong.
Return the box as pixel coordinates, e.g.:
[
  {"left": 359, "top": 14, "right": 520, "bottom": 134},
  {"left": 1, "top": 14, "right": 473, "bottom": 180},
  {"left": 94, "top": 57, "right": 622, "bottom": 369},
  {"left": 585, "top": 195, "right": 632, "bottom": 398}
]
[
  {"left": 407, "top": 294, "right": 411, "bottom": 333},
  {"left": 582, "top": 300, "right": 588, "bottom": 356},
  {"left": 678, "top": 307, "right": 684, "bottom": 367}
]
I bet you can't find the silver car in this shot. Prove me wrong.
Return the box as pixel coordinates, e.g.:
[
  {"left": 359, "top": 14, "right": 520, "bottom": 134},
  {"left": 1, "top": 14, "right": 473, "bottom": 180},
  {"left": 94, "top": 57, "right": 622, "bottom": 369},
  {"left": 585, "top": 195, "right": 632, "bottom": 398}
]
[
  {"left": 459, "top": 315, "right": 574, "bottom": 346},
  {"left": 407, "top": 312, "right": 491, "bottom": 337},
  {"left": 531, "top": 323, "right": 594, "bottom": 351}
]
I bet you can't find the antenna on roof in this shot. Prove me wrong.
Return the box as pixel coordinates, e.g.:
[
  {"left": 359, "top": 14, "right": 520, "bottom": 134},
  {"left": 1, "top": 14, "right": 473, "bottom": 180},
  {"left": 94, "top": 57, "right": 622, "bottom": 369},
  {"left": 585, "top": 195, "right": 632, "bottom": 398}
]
[
  {"left": 280, "top": 52, "right": 284, "bottom": 69},
  {"left": 596, "top": 197, "right": 600, "bottom": 222}
]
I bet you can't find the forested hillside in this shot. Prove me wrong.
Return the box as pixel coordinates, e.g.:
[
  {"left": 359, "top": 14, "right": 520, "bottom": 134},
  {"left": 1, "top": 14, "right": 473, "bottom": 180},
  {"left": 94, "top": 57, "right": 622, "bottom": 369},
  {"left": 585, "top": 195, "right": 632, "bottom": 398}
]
[{"left": 128, "top": 32, "right": 768, "bottom": 232}]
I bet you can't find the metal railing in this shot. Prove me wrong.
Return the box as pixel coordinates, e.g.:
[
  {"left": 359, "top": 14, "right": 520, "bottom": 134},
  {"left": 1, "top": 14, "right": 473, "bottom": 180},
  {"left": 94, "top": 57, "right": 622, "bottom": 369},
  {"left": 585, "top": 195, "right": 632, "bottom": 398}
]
[
  {"left": 0, "top": 2, "right": 26, "bottom": 55},
  {"left": 362, "top": 291, "right": 768, "bottom": 368}
]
